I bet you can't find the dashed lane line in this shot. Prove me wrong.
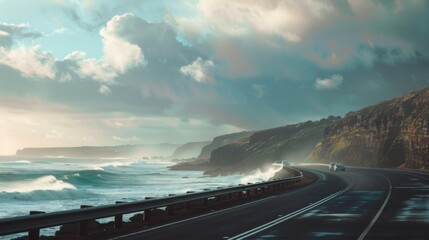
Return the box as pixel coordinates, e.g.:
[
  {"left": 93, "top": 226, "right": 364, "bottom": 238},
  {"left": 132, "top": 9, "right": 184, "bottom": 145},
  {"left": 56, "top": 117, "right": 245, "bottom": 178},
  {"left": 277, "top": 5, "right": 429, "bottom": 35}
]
[{"left": 228, "top": 180, "right": 355, "bottom": 240}]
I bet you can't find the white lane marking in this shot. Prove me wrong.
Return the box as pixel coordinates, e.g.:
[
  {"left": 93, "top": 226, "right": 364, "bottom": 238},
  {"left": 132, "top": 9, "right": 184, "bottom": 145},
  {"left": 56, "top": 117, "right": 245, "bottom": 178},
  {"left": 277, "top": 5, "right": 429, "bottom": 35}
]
[
  {"left": 109, "top": 196, "right": 277, "bottom": 240},
  {"left": 300, "top": 168, "right": 327, "bottom": 181},
  {"left": 228, "top": 181, "right": 354, "bottom": 240},
  {"left": 357, "top": 175, "right": 392, "bottom": 240}
]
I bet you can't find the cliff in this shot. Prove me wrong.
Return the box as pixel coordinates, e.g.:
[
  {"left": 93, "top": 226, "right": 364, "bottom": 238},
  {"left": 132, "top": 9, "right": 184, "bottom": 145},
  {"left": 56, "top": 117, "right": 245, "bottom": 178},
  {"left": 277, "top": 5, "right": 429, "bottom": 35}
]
[
  {"left": 310, "top": 88, "right": 429, "bottom": 169},
  {"left": 16, "top": 144, "right": 180, "bottom": 158},
  {"left": 171, "top": 141, "right": 211, "bottom": 159},
  {"left": 197, "top": 131, "right": 254, "bottom": 160},
  {"left": 207, "top": 117, "right": 340, "bottom": 174}
]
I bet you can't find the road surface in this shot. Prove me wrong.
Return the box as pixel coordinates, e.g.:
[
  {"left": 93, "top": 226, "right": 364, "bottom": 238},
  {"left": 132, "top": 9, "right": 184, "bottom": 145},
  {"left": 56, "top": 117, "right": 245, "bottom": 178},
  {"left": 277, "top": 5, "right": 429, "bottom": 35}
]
[{"left": 111, "top": 166, "right": 429, "bottom": 240}]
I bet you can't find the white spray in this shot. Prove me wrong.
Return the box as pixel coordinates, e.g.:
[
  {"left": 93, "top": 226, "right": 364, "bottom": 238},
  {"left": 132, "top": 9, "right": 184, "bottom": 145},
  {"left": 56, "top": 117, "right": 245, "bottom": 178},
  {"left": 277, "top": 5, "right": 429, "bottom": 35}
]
[{"left": 240, "top": 165, "right": 284, "bottom": 184}]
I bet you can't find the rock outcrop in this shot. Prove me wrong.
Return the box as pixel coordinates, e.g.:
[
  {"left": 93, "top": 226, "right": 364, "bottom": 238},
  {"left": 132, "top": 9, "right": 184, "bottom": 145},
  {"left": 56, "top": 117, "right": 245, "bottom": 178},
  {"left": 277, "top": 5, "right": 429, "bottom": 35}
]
[
  {"left": 171, "top": 141, "right": 211, "bottom": 159},
  {"left": 207, "top": 117, "right": 340, "bottom": 174},
  {"left": 310, "top": 88, "right": 429, "bottom": 169},
  {"left": 197, "top": 131, "right": 254, "bottom": 160}
]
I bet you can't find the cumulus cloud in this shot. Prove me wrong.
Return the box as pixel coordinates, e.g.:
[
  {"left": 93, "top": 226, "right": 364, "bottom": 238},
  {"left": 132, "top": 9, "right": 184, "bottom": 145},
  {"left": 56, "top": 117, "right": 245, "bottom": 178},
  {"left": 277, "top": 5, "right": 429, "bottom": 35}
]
[
  {"left": 0, "top": 45, "right": 55, "bottom": 79},
  {"left": 0, "top": 23, "right": 54, "bottom": 79},
  {"left": 314, "top": 74, "right": 343, "bottom": 90},
  {"left": 180, "top": 57, "right": 214, "bottom": 83},
  {"left": 69, "top": 13, "right": 145, "bottom": 81},
  {"left": 100, "top": 14, "right": 144, "bottom": 73},
  {"left": 0, "top": 15, "right": 144, "bottom": 82},
  {"left": 98, "top": 85, "right": 111, "bottom": 95}
]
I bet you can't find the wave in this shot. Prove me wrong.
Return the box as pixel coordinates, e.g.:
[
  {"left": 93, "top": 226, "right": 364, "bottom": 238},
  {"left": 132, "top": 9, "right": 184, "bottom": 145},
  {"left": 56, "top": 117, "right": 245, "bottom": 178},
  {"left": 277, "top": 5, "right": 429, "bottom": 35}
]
[
  {"left": 240, "top": 166, "right": 283, "bottom": 184},
  {"left": 0, "top": 189, "right": 87, "bottom": 201},
  {"left": 0, "top": 160, "right": 32, "bottom": 164},
  {"left": 145, "top": 161, "right": 175, "bottom": 165},
  {"left": 61, "top": 170, "right": 119, "bottom": 186},
  {"left": 84, "top": 161, "right": 136, "bottom": 171},
  {"left": 0, "top": 175, "right": 76, "bottom": 193}
]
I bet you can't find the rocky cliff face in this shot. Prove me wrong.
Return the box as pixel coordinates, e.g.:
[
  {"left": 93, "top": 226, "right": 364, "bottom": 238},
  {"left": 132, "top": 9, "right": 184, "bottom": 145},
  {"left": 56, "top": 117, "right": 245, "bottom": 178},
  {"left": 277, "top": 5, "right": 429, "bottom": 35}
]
[
  {"left": 197, "top": 131, "right": 254, "bottom": 160},
  {"left": 171, "top": 141, "right": 211, "bottom": 159},
  {"left": 310, "top": 88, "right": 429, "bottom": 169},
  {"left": 208, "top": 117, "right": 340, "bottom": 174}
]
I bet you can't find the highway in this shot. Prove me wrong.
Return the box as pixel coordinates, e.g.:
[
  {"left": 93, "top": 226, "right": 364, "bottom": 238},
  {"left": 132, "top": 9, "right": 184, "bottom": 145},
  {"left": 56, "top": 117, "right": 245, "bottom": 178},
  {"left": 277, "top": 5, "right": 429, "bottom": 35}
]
[{"left": 111, "top": 165, "right": 429, "bottom": 240}]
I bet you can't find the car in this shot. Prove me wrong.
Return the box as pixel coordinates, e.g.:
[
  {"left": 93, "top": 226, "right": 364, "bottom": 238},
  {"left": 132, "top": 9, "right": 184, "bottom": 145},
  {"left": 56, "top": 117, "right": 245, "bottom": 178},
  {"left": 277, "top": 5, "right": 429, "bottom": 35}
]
[
  {"left": 334, "top": 163, "right": 345, "bottom": 171},
  {"left": 329, "top": 162, "right": 336, "bottom": 171},
  {"left": 281, "top": 160, "right": 290, "bottom": 166}
]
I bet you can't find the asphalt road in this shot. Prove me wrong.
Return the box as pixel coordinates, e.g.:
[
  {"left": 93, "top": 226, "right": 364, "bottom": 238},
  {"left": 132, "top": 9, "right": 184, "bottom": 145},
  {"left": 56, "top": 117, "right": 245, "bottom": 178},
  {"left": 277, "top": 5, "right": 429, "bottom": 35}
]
[{"left": 111, "top": 166, "right": 429, "bottom": 240}]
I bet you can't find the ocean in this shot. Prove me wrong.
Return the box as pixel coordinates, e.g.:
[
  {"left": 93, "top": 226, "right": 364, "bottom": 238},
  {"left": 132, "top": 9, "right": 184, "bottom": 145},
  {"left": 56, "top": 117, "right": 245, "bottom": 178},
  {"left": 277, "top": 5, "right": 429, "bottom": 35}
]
[{"left": 0, "top": 156, "right": 279, "bottom": 239}]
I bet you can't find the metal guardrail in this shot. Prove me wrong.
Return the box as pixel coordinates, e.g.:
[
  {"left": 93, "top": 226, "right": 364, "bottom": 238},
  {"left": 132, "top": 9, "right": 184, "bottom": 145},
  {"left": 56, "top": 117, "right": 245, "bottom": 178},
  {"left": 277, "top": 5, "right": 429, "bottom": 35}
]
[{"left": 0, "top": 167, "right": 303, "bottom": 239}]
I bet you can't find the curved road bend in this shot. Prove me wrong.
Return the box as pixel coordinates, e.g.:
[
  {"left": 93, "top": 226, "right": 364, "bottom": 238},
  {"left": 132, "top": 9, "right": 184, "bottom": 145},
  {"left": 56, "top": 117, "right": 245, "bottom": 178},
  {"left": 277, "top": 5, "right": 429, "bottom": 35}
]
[{"left": 111, "top": 166, "right": 429, "bottom": 240}]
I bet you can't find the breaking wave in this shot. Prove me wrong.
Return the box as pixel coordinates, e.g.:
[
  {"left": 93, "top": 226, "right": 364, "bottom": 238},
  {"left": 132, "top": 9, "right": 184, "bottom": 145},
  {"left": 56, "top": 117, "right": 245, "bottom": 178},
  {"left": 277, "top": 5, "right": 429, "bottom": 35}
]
[
  {"left": 0, "top": 175, "right": 76, "bottom": 193},
  {"left": 240, "top": 166, "right": 283, "bottom": 184}
]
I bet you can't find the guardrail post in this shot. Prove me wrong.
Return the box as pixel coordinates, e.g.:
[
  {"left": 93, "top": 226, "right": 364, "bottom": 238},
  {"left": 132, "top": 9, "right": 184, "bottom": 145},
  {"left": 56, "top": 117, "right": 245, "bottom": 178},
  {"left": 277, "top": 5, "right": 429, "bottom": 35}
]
[
  {"left": 167, "top": 205, "right": 175, "bottom": 215},
  {"left": 144, "top": 209, "right": 151, "bottom": 222},
  {"left": 79, "top": 205, "right": 92, "bottom": 237},
  {"left": 115, "top": 201, "right": 125, "bottom": 229},
  {"left": 28, "top": 211, "right": 45, "bottom": 240}
]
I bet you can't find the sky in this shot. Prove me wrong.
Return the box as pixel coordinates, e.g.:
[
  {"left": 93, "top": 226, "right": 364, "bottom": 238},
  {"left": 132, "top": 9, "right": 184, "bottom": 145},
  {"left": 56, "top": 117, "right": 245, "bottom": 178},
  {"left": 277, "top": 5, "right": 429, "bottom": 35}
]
[{"left": 0, "top": 0, "right": 428, "bottom": 155}]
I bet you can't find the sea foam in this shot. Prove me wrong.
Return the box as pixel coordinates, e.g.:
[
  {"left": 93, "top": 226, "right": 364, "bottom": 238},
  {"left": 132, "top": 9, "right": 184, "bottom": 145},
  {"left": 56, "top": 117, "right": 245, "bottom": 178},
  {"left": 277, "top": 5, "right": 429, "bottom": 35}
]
[
  {"left": 0, "top": 175, "right": 76, "bottom": 193},
  {"left": 240, "top": 165, "right": 283, "bottom": 184}
]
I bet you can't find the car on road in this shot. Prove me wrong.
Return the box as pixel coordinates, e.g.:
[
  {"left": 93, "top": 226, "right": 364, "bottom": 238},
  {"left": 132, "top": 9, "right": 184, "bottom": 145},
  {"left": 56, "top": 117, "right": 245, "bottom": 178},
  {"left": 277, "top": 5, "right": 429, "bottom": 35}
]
[
  {"left": 281, "top": 160, "right": 290, "bottom": 166},
  {"left": 334, "top": 163, "right": 345, "bottom": 171},
  {"left": 329, "top": 162, "right": 336, "bottom": 171}
]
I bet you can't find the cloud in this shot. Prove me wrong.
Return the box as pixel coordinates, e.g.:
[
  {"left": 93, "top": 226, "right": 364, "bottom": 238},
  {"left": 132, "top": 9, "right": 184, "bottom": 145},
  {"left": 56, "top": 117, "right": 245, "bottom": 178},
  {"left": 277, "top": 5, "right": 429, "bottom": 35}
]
[
  {"left": 68, "top": 13, "right": 145, "bottom": 81},
  {"left": 98, "top": 85, "right": 111, "bottom": 95},
  {"left": 180, "top": 57, "right": 214, "bottom": 83},
  {"left": 100, "top": 14, "right": 145, "bottom": 73},
  {"left": 0, "top": 22, "right": 42, "bottom": 48},
  {"left": 0, "top": 22, "right": 58, "bottom": 80},
  {"left": 46, "top": 129, "right": 64, "bottom": 139},
  {"left": 0, "top": 14, "right": 144, "bottom": 82},
  {"left": 0, "top": 45, "right": 55, "bottom": 79},
  {"left": 252, "top": 84, "right": 266, "bottom": 98},
  {"left": 45, "top": 27, "right": 67, "bottom": 37},
  {"left": 1, "top": 0, "right": 429, "bottom": 154},
  {"left": 0, "top": 30, "right": 10, "bottom": 36},
  {"left": 314, "top": 74, "right": 343, "bottom": 90},
  {"left": 190, "top": 0, "right": 337, "bottom": 43},
  {"left": 169, "top": 0, "right": 429, "bottom": 76},
  {"left": 112, "top": 135, "right": 142, "bottom": 142}
]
